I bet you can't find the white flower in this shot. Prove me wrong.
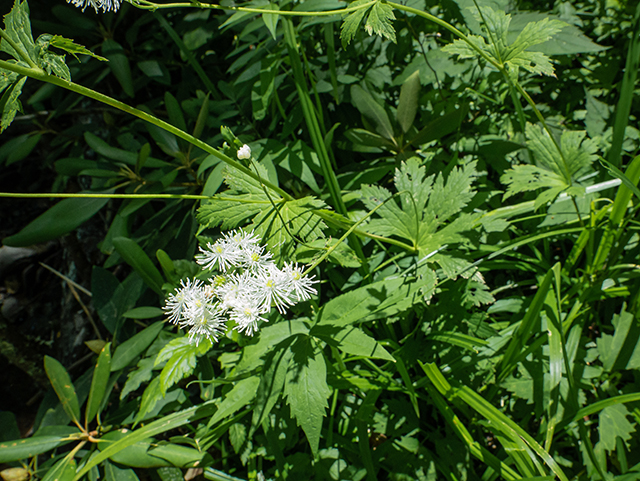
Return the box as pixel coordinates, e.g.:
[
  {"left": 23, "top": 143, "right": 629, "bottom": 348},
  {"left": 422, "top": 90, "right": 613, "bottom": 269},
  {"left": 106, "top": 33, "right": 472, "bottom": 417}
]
[
  {"left": 283, "top": 262, "right": 318, "bottom": 302},
  {"left": 230, "top": 299, "right": 267, "bottom": 336},
  {"left": 196, "top": 240, "right": 241, "bottom": 272},
  {"left": 249, "top": 264, "right": 293, "bottom": 314},
  {"left": 237, "top": 144, "right": 251, "bottom": 160},
  {"left": 163, "top": 279, "right": 202, "bottom": 325},
  {"left": 66, "top": 0, "right": 121, "bottom": 13},
  {"left": 186, "top": 302, "right": 227, "bottom": 346}
]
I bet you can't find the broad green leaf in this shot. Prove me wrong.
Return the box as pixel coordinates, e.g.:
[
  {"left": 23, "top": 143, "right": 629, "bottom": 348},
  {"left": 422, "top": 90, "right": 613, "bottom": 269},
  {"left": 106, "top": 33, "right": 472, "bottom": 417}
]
[
  {"left": 0, "top": 76, "right": 26, "bottom": 133},
  {"left": 42, "top": 456, "right": 77, "bottom": 481},
  {"left": 104, "top": 460, "right": 139, "bottom": 481},
  {"left": 596, "top": 304, "right": 640, "bottom": 372},
  {"left": 283, "top": 337, "right": 331, "bottom": 456},
  {"left": 2, "top": 194, "right": 110, "bottom": 247},
  {"left": 0, "top": 0, "right": 36, "bottom": 63},
  {"left": 102, "top": 39, "right": 134, "bottom": 97},
  {"left": 91, "top": 268, "right": 143, "bottom": 334},
  {"left": 396, "top": 70, "right": 420, "bottom": 133},
  {"left": 121, "top": 357, "right": 156, "bottom": 401},
  {"left": 209, "top": 376, "right": 261, "bottom": 425},
  {"left": 340, "top": 0, "right": 372, "bottom": 48},
  {"left": 350, "top": 84, "right": 395, "bottom": 141},
  {"left": 0, "top": 412, "right": 20, "bottom": 442},
  {"left": 319, "top": 268, "right": 437, "bottom": 327},
  {"left": 261, "top": 4, "right": 280, "bottom": 40},
  {"left": 113, "top": 237, "right": 165, "bottom": 295},
  {"left": 228, "top": 424, "right": 247, "bottom": 453},
  {"left": 155, "top": 337, "right": 212, "bottom": 396},
  {"left": 1, "top": 132, "right": 40, "bottom": 165},
  {"left": 0, "top": 436, "right": 72, "bottom": 463},
  {"left": 123, "top": 307, "right": 165, "bottom": 319},
  {"left": 111, "top": 322, "right": 165, "bottom": 371},
  {"left": 364, "top": 1, "right": 396, "bottom": 43},
  {"left": 311, "top": 324, "right": 395, "bottom": 361},
  {"left": 251, "top": 341, "right": 295, "bottom": 433},
  {"left": 85, "top": 343, "right": 112, "bottom": 425},
  {"left": 83, "top": 132, "right": 169, "bottom": 168},
  {"left": 598, "top": 404, "right": 636, "bottom": 452},
  {"left": 43, "top": 356, "right": 81, "bottom": 425},
  {"left": 343, "top": 128, "right": 396, "bottom": 150},
  {"left": 136, "top": 377, "right": 163, "bottom": 423},
  {"left": 100, "top": 430, "right": 209, "bottom": 468},
  {"left": 235, "top": 319, "right": 311, "bottom": 373}
]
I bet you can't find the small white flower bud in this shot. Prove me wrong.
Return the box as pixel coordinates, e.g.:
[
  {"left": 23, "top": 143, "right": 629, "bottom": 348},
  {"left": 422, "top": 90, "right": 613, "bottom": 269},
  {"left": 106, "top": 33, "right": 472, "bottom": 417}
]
[{"left": 237, "top": 144, "right": 251, "bottom": 160}]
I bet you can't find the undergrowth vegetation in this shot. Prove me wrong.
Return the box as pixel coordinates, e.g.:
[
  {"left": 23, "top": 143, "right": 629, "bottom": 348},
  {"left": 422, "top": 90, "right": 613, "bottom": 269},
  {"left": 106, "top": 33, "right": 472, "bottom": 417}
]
[{"left": 0, "top": 0, "right": 639, "bottom": 479}]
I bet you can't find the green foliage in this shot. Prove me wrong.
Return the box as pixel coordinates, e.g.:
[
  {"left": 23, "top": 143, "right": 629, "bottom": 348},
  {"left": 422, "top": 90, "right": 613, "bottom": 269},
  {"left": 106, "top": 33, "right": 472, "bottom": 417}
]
[
  {"left": 501, "top": 123, "right": 597, "bottom": 208},
  {"left": 443, "top": 7, "right": 565, "bottom": 77},
  {"left": 2, "top": 0, "right": 640, "bottom": 480},
  {"left": 341, "top": 0, "right": 396, "bottom": 47}
]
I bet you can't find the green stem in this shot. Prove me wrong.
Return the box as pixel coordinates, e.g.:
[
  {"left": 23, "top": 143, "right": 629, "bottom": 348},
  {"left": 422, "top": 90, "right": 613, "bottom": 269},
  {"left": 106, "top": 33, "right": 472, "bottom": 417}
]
[
  {"left": 133, "top": 0, "right": 375, "bottom": 16},
  {"left": 0, "top": 192, "right": 210, "bottom": 199},
  {"left": 0, "top": 29, "right": 38, "bottom": 69},
  {"left": 0, "top": 59, "right": 291, "bottom": 201}
]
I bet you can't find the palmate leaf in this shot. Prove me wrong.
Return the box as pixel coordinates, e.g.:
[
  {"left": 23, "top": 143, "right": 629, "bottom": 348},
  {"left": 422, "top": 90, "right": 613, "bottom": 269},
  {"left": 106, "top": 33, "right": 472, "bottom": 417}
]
[
  {"left": 501, "top": 123, "right": 596, "bottom": 208},
  {"left": 361, "top": 158, "right": 480, "bottom": 258},
  {"left": 340, "top": 0, "right": 396, "bottom": 47},
  {"left": 197, "top": 165, "right": 327, "bottom": 256},
  {"left": 443, "top": 7, "right": 565, "bottom": 77}
]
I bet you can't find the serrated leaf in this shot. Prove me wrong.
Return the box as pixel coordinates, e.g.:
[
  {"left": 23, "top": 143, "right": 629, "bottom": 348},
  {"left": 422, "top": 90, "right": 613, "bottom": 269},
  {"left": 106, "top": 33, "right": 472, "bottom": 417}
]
[
  {"left": 501, "top": 124, "right": 596, "bottom": 207},
  {"left": 0, "top": 76, "right": 26, "bottom": 133},
  {"left": 121, "top": 357, "right": 156, "bottom": 401},
  {"left": 596, "top": 304, "right": 640, "bottom": 372},
  {"left": 362, "top": 157, "right": 479, "bottom": 257},
  {"left": 443, "top": 7, "right": 565, "bottom": 78},
  {"left": 197, "top": 166, "right": 327, "bottom": 256},
  {"left": 312, "top": 325, "right": 395, "bottom": 361},
  {"left": 283, "top": 337, "right": 331, "bottom": 456},
  {"left": 364, "top": 1, "right": 396, "bottom": 43},
  {"left": 340, "top": 0, "right": 372, "bottom": 48},
  {"left": 0, "top": 0, "right": 36, "bottom": 63},
  {"left": 598, "top": 404, "right": 636, "bottom": 452},
  {"left": 228, "top": 423, "right": 247, "bottom": 453},
  {"left": 209, "top": 376, "right": 261, "bottom": 425},
  {"left": 45, "top": 34, "right": 107, "bottom": 61},
  {"left": 155, "top": 337, "right": 212, "bottom": 396}
]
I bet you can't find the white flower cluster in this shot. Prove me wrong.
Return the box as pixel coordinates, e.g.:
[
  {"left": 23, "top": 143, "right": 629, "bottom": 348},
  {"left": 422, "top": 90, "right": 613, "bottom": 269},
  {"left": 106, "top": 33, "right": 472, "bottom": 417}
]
[
  {"left": 163, "top": 230, "right": 317, "bottom": 345},
  {"left": 66, "top": 0, "right": 121, "bottom": 13}
]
